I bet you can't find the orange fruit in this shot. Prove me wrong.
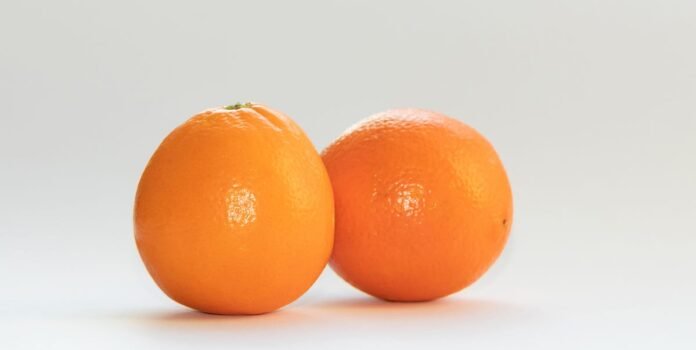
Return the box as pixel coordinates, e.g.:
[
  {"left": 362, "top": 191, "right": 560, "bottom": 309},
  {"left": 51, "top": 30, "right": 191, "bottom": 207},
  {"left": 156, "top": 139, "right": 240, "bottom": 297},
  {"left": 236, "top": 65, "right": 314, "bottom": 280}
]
[
  {"left": 134, "top": 103, "right": 334, "bottom": 315},
  {"left": 322, "top": 109, "right": 512, "bottom": 301}
]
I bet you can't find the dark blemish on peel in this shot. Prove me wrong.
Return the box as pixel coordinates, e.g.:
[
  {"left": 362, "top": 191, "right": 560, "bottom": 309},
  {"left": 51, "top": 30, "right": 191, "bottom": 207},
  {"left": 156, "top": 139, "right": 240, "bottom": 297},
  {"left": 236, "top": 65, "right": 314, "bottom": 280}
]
[{"left": 502, "top": 219, "right": 507, "bottom": 226}]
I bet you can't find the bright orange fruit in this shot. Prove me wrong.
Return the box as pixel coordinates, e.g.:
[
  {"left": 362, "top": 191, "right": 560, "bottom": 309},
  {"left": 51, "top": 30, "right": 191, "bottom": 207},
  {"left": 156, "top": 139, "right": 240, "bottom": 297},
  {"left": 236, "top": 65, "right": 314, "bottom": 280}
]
[
  {"left": 134, "top": 103, "right": 334, "bottom": 315},
  {"left": 322, "top": 109, "right": 512, "bottom": 301}
]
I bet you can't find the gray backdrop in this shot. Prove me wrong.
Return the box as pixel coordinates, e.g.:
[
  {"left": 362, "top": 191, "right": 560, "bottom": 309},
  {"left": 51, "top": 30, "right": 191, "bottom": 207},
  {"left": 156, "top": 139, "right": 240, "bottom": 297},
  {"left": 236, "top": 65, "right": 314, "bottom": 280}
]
[{"left": 1, "top": 0, "right": 695, "bottom": 349}]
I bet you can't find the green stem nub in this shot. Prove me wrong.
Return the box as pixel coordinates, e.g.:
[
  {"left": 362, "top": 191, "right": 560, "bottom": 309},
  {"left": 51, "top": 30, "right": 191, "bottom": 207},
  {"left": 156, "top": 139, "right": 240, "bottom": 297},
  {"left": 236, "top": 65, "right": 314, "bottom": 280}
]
[{"left": 224, "top": 102, "right": 253, "bottom": 110}]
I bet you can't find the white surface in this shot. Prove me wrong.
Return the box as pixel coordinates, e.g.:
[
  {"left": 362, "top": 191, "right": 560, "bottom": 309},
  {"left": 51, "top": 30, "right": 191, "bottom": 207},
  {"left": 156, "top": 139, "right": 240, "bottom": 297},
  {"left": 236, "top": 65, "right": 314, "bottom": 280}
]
[{"left": 1, "top": 0, "right": 695, "bottom": 348}]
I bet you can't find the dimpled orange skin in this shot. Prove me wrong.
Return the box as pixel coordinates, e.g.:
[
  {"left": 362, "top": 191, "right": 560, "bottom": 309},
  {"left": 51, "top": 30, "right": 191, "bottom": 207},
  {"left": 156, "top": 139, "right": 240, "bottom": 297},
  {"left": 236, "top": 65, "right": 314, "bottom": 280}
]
[
  {"left": 134, "top": 103, "right": 334, "bottom": 315},
  {"left": 322, "top": 109, "right": 512, "bottom": 302}
]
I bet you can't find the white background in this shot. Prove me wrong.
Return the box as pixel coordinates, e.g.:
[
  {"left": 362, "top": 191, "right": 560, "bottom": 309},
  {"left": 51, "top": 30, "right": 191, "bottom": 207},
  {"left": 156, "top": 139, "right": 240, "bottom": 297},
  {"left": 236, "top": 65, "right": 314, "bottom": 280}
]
[{"left": 1, "top": 0, "right": 695, "bottom": 348}]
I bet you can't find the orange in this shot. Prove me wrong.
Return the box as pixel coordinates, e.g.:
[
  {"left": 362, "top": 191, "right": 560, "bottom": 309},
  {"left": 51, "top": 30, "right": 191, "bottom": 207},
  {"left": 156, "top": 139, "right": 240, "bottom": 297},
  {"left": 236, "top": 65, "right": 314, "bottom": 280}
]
[
  {"left": 134, "top": 103, "right": 334, "bottom": 315},
  {"left": 322, "top": 109, "right": 512, "bottom": 301}
]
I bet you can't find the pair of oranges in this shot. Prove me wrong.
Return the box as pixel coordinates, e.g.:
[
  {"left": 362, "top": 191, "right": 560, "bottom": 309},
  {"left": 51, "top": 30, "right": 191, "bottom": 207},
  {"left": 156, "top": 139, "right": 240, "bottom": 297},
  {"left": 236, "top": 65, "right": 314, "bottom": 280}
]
[{"left": 134, "top": 103, "right": 512, "bottom": 315}]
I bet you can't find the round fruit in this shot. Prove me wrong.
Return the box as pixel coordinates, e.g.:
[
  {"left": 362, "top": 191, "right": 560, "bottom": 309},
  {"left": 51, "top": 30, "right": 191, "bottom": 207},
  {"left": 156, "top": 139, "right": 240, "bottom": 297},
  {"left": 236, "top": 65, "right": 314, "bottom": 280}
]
[
  {"left": 322, "top": 109, "right": 512, "bottom": 302},
  {"left": 134, "top": 103, "right": 334, "bottom": 315}
]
